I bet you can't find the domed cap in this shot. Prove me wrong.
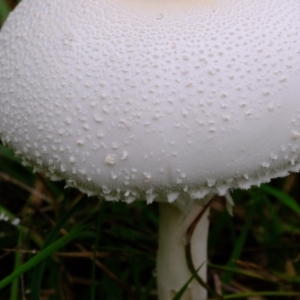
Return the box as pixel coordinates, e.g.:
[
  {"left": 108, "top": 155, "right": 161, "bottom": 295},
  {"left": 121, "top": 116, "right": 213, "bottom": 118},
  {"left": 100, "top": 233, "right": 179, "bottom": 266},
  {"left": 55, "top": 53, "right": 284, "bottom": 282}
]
[{"left": 0, "top": 0, "right": 300, "bottom": 203}]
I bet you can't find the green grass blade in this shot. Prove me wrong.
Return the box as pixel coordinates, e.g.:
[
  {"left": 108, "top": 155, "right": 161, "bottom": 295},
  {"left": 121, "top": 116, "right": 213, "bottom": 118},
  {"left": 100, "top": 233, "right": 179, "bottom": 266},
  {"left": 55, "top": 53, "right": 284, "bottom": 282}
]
[
  {"left": 210, "top": 262, "right": 300, "bottom": 284},
  {"left": 42, "top": 196, "right": 87, "bottom": 248},
  {"left": 260, "top": 184, "right": 300, "bottom": 215},
  {"left": 0, "top": 0, "right": 10, "bottom": 26},
  {"left": 222, "top": 203, "right": 255, "bottom": 284},
  {"left": 0, "top": 144, "right": 21, "bottom": 163},
  {"left": 0, "top": 223, "right": 86, "bottom": 290},
  {"left": 172, "top": 264, "right": 204, "bottom": 300},
  {"left": 30, "top": 196, "right": 87, "bottom": 300}
]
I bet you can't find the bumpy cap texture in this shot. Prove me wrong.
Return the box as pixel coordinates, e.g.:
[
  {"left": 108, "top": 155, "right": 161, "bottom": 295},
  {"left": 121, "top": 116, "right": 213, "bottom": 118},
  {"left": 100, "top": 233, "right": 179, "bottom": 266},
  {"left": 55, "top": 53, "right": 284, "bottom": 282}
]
[{"left": 0, "top": 0, "right": 300, "bottom": 203}]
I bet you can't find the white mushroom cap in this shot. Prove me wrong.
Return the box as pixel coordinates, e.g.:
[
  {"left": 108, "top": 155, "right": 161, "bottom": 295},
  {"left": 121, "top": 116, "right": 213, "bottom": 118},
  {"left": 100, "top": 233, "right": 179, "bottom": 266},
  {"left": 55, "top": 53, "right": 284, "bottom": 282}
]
[{"left": 1, "top": 0, "right": 300, "bottom": 203}]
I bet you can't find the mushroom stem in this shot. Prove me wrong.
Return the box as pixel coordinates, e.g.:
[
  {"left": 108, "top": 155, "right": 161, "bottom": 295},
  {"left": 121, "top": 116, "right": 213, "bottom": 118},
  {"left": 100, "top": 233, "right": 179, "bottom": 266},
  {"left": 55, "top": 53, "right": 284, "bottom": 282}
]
[{"left": 157, "top": 200, "right": 210, "bottom": 300}]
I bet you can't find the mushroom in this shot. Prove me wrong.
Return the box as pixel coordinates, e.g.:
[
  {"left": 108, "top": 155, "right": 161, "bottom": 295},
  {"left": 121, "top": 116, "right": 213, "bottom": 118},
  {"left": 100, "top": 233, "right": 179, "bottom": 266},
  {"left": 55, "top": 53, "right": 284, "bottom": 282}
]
[{"left": 1, "top": 0, "right": 300, "bottom": 299}]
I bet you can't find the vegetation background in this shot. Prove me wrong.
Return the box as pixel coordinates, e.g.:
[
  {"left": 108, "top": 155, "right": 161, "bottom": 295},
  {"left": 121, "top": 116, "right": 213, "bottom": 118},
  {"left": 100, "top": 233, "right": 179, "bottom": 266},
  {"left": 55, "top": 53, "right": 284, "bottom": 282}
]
[{"left": 1, "top": 1, "right": 300, "bottom": 299}]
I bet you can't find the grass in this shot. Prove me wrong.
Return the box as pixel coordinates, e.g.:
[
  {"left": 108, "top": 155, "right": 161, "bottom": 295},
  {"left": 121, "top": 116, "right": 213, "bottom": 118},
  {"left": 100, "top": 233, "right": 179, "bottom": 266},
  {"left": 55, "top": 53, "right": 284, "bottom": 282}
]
[{"left": 1, "top": 1, "right": 300, "bottom": 299}]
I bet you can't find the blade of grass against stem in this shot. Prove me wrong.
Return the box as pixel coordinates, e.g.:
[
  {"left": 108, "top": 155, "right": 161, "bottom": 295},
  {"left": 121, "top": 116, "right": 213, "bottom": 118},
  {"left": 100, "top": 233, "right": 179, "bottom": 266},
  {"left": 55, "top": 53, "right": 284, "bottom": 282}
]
[
  {"left": 260, "top": 184, "right": 300, "bottom": 215},
  {"left": 221, "top": 203, "right": 255, "bottom": 284},
  {"left": 0, "top": 0, "right": 10, "bottom": 26},
  {"left": 30, "top": 196, "right": 88, "bottom": 300},
  {"left": 0, "top": 223, "right": 86, "bottom": 290},
  {"left": 172, "top": 265, "right": 204, "bottom": 300},
  {"left": 91, "top": 201, "right": 106, "bottom": 300}
]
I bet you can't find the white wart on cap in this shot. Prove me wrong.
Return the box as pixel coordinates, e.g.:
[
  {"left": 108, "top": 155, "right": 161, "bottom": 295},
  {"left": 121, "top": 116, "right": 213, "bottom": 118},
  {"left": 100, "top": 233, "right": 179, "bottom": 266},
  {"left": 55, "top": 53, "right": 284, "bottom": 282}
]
[{"left": 0, "top": 0, "right": 300, "bottom": 203}]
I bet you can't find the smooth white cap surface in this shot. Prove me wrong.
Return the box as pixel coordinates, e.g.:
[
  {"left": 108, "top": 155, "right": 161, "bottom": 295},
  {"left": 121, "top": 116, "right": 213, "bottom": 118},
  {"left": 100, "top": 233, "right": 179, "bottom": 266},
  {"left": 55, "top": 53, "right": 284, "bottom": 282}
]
[{"left": 1, "top": 0, "right": 300, "bottom": 203}]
